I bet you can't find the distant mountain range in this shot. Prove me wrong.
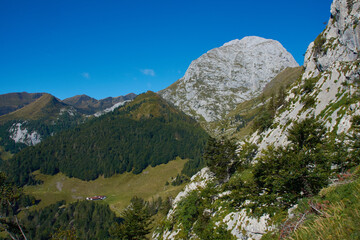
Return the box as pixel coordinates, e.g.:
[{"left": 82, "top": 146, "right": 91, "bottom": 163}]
[
  {"left": 0, "top": 92, "right": 137, "bottom": 118},
  {"left": 63, "top": 93, "right": 137, "bottom": 115},
  {"left": 0, "top": 92, "right": 137, "bottom": 154},
  {"left": 0, "top": 94, "right": 69, "bottom": 123}
]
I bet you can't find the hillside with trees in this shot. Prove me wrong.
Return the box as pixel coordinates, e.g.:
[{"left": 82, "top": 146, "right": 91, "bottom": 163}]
[
  {"left": 0, "top": 94, "right": 85, "bottom": 156},
  {"left": 1, "top": 91, "right": 208, "bottom": 185}
]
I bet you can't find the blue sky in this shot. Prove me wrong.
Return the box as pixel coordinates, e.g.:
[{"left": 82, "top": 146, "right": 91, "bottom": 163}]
[{"left": 0, "top": 0, "right": 333, "bottom": 100}]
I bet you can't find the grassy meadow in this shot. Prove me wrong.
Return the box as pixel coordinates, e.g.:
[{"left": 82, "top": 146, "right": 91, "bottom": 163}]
[{"left": 24, "top": 157, "right": 187, "bottom": 215}]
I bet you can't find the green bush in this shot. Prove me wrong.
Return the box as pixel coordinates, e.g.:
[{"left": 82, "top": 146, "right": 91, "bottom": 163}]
[
  {"left": 302, "top": 77, "right": 319, "bottom": 93},
  {"left": 313, "top": 34, "right": 326, "bottom": 55}
]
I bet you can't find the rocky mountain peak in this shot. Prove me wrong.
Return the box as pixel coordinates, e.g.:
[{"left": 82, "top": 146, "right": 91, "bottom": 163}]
[
  {"left": 160, "top": 36, "right": 299, "bottom": 122},
  {"left": 222, "top": 36, "right": 276, "bottom": 48}
]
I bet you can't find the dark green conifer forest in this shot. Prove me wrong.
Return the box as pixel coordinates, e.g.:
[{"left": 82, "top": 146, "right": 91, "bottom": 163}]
[{"left": 1, "top": 92, "right": 209, "bottom": 186}]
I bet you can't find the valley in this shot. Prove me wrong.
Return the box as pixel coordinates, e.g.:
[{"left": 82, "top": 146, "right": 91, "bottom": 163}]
[{"left": 23, "top": 158, "right": 187, "bottom": 215}]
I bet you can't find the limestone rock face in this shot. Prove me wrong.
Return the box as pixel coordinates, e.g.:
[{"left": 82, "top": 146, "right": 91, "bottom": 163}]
[
  {"left": 9, "top": 122, "right": 41, "bottom": 146},
  {"left": 255, "top": 0, "right": 360, "bottom": 151},
  {"left": 304, "top": 0, "right": 360, "bottom": 79},
  {"left": 160, "top": 36, "right": 298, "bottom": 122}
]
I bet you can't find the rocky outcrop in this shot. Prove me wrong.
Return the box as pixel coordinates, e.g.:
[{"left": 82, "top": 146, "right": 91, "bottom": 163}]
[
  {"left": 304, "top": 0, "right": 360, "bottom": 79},
  {"left": 9, "top": 122, "right": 41, "bottom": 146},
  {"left": 160, "top": 36, "right": 298, "bottom": 122},
  {"left": 253, "top": 0, "right": 360, "bottom": 151},
  {"left": 153, "top": 168, "right": 216, "bottom": 240},
  {"left": 222, "top": 210, "right": 272, "bottom": 240}
]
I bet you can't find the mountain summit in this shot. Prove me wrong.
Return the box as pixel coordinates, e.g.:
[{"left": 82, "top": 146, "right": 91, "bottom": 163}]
[{"left": 159, "top": 36, "right": 299, "bottom": 122}]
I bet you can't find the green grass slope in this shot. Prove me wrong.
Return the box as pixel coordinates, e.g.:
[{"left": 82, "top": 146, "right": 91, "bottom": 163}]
[
  {"left": 260, "top": 166, "right": 360, "bottom": 239},
  {"left": 24, "top": 158, "right": 187, "bottom": 215},
  {"left": 0, "top": 93, "right": 67, "bottom": 123}
]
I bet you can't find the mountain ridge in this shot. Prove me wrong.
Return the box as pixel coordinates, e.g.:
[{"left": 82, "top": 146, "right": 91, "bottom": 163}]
[
  {"left": 0, "top": 92, "right": 45, "bottom": 116},
  {"left": 63, "top": 93, "right": 137, "bottom": 115},
  {"left": 0, "top": 93, "right": 69, "bottom": 123}
]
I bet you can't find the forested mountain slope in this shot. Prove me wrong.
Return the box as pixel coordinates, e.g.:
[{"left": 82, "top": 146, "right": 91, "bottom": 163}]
[
  {"left": 1, "top": 91, "right": 208, "bottom": 186},
  {"left": 0, "top": 92, "right": 136, "bottom": 154},
  {"left": 0, "top": 94, "right": 84, "bottom": 155}
]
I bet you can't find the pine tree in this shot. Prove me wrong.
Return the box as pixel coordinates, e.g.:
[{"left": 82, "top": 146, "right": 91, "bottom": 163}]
[
  {"left": 276, "top": 85, "right": 286, "bottom": 108},
  {"left": 111, "top": 196, "right": 152, "bottom": 240},
  {"left": 287, "top": 117, "right": 326, "bottom": 149},
  {"left": 205, "top": 137, "right": 237, "bottom": 182},
  {"left": 253, "top": 118, "right": 331, "bottom": 210},
  {"left": 0, "top": 172, "right": 28, "bottom": 240}
]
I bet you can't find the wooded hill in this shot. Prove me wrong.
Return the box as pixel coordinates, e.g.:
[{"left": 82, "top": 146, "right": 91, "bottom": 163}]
[
  {"left": 2, "top": 91, "right": 208, "bottom": 185},
  {"left": 0, "top": 94, "right": 85, "bottom": 154}
]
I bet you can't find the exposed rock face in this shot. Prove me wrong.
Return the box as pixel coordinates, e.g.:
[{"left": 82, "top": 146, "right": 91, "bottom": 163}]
[
  {"left": 9, "top": 122, "right": 41, "bottom": 146},
  {"left": 93, "top": 100, "right": 132, "bottom": 117},
  {"left": 153, "top": 168, "right": 215, "bottom": 240},
  {"left": 304, "top": 0, "right": 360, "bottom": 79},
  {"left": 254, "top": 0, "right": 360, "bottom": 151},
  {"left": 252, "top": 61, "right": 360, "bottom": 153},
  {"left": 223, "top": 210, "right": 272, "bottom": 240},
  {"left": 160, "top": 36, "right": 299, "bottom": 122}
]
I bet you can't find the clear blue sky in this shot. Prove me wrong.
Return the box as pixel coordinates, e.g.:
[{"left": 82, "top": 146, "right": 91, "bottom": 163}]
[{"left": 0, "top": 0, "right": 333, "bottom": 100}]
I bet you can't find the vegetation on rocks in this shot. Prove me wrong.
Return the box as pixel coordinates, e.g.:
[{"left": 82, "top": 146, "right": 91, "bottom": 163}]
[{"left": 159, "top": 114, "right": 360, "bottom": 239}]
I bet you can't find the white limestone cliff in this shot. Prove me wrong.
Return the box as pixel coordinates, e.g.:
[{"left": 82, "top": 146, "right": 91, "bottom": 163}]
[
  {"left": 253, "top": 0, "right": 360, "bottom": 152},
  {"left": 304, "top": 0, "right": 360, "bottom": 79},
  {"left": 160, "top": 36, "right": 299, "bottom": 122},
  {"left": 9, "top": 122, "right": 41, "bottom": 146}
]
